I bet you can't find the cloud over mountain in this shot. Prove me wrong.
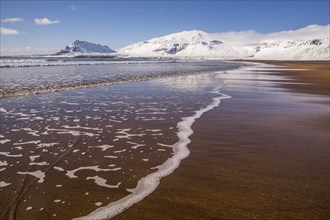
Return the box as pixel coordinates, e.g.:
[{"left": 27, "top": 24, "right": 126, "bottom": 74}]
[{"left": 212, "top": 24, "right": 330, "bottom": 44}]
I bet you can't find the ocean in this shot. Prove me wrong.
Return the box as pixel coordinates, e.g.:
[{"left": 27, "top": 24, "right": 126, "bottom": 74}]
[{"left": 0, "top": 59, "right": 245, "bottom": 219}]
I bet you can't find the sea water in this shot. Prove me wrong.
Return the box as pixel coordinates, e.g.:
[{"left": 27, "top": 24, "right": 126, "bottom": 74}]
[{"left": 0, "top": 60, "right": 246, "bottom": 219}]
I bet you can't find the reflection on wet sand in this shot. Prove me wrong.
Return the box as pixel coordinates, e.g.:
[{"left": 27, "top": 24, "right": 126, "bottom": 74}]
[{"left": 0, "top": 68, "right": 234, "bottom": 219}]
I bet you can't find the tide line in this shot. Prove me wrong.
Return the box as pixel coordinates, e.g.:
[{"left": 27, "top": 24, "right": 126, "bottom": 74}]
[{"left": 74, "top": 87, "right": 231, "bottom": 220}]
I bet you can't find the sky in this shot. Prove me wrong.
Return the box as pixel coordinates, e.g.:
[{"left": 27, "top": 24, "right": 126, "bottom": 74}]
[{"left": 1, "top": 0, "right": 329, "bottom": 55}]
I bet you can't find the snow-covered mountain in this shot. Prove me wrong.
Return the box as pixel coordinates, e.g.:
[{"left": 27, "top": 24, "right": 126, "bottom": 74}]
[
  {"left": 253, "top": 38, "right": 329, "bottom": 60},
  {"left": 119, "top": 25, "right": 330, "bottom": 60},
  {"left": 57, "top": 40, "right": 115, "bottom": 54},
  {"left": 119, "top": 30, "right": 254, "bottom": 58}
]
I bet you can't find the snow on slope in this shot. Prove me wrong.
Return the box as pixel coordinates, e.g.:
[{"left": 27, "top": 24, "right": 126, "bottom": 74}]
[
  {"left": 254, "top": 38, "right": 330, "bottom": 60},
  {"left": 57, "top": 40, "right": 116, "bottom": 54},
  {"left": 120, "top": 30, "right": 255, "bottom": 58},
  {"left": 119, "top": 25, "right": 330, "bottom": 60}
]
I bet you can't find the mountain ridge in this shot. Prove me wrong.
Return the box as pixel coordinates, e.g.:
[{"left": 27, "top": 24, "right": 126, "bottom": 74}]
[
  {"left": 118, "top": 26, "right": 330, "bottom": 60},
  {"left": 56, "top": 40, "right": 116, "bottom": 55}
]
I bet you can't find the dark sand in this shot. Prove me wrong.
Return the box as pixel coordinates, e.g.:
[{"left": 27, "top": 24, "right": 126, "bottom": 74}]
[
  {"left": 113, "top": 61, "right": 330, "bottom": 219},
  {"left": 0, "top": 75, "right": 222, "bottom": 219}
]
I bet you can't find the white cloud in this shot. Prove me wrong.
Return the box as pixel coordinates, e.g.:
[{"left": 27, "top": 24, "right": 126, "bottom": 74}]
[
  {"left": 34, "top": 17, "right": 60, "bottom": 25},
  {"left": 211, "top": 30, "right": 263, "bottom": 45},
  {"left": 212, "top": 24, "right": 330, "bottom": 44},
  {"left": 1, "top": 17, "right": 24, "bottom": 23},
  {"left": 0, "top": 27, "right": 19, "bottom": 35}
]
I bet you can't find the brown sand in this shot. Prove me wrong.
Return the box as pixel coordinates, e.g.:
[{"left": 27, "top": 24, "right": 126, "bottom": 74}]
[
  {"left": 113, "top": 61, "right": 330, "bottom": 219},
  {"left": 243, "top": 60, "right": 330, "bottom": 96}
]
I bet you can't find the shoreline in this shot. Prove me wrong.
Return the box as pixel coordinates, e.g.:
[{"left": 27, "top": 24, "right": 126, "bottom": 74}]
[
  {"left": 0, "top": 60, "right": 244, "bottom": 98},
  {"left": 113, "top": 61, "right": 330, "bottom": 219},
  {"left": 76, "top": 88, "right": 231, "bottom": 220},
  {"left": 0, "top": 68, "right": 233, "bottom": 219},
  {"left": 1, "top": 61, "right": 328, "bottom": 219}
]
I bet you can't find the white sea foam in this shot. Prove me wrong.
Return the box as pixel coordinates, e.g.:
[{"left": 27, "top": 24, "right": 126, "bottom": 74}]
[
  {"left": 89, "top": 145, "right": 114, "bottom": 151},
  {"left": 46, "top": 128, "right": 99, "bottom": 137},
  {"left": 0, "top": 108, "right": 7, "bottom": 113},
  {"left": 75, "top": 87, "right": 230, "bottom": 220},
  {"left": 157, "top": 143, "right": 173, "bottom": 148},
  {"left": 104, "top": 156, "right": 118, "bottom": 159},
  {"left": 61, "top": 101, "right": 79, "bottom": 105},
  {"left": 14, "top": 140, "right": 41, "bottom": 145},
  {"left": 29, "top": 162, "right": 49, "bottom": 166},
  {"left": 151, "top": 133, "right": 163, "bottom": 136},
  {"left": 66, "top": 166, "right": 121, "bottom": 179},
  {"left": 0, "top": 59, "right": 172, "bottom": 68},
  {"left": 17, "top": 117, "right": 30, "bottom": 120},
  {"left": 87, "top": 176, "right": 121, "bottom": 188},
  {"left": 32, "top": 116, "right": 44, "bottom": 120},
  {"left": 114, "top": 149, "right": 127, "bottom": 154},
  {"left": 141, "top": 117, "right": 166, "bottom": 121},
  {"left": 0, "top": 181, "right": 11, "bottom": 188},
  {"left": 17, "top": 170, "right": 46, "bottom": 183},
  {"left": 0, "top": 139, "right": 11, "bottom": 144},
  {"left": 29, "top": 155, "right": 40, "bottom": 162},
  {"left": 21, "top": 128, "right": 40, "bottom": 137},
  {"left": 127, "top": 141, "right": 146, "bottom": 150},
  {"left": 54, "top": 167, "right": 64, "bottom": 172},
  {"left": 0, "top": 152, "right": 23, "bottom": 157},
  {"left": 3, "top": 60, "right": 234, "bottom": 98},
  {"left": 95, "top": 202, "right": 103, "bottom": 207},
  {"left": 37, "top": 142, "right": 59, "bottom": 148},
  {"left": 146, "top": 129, "right": 162, "bottom": 132},
  {"left": 62, "top": 125, "right": 102, "bottom": 131},
  {"left": 12, "top": 112, "right": 34, "bottom": 117},
  {"left": 0, "top": 161, "right": 8, "bottom": 166},
  {"left": 113, "top": 129, "right": 145, "bottom": 141}
]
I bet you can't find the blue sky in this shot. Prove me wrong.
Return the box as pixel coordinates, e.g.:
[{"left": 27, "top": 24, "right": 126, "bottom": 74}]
[{"left": 1, "top": 0, "right": 329, "bottom": 54}]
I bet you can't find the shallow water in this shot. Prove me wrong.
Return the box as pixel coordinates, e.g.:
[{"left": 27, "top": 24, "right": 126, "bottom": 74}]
[
  {"left": 0, "top": 61, "right": 245, "bottom": 219},
  {"left": 3, "top": 61, "right": 315, "bottom": 219},
  {"left": 0, "top": 60, "right": 242, "bottom": 97}
]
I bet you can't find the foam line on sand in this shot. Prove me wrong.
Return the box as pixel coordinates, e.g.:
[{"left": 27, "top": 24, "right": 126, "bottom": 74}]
[{"left": 74, "top": 87, "right": 231, "bottom": 220}]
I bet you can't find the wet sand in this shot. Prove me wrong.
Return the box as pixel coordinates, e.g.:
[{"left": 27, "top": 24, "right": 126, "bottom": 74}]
[
  {"left": 0, "top": 72, "right": 228, "bottom": 219},
  {"left": 1, "top": 61, "right": 328, "bottom": 219},
  {"left": 242, "top": 60, "right": 330, "bottom": 96},
  {"left": 113, "top": 61, "right": 330, "bottom": 219}
]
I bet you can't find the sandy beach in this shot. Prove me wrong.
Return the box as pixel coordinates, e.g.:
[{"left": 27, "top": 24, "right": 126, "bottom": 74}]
[
  {"left": 1, "top": 61, "right": 329, "bottom": 219},
  {"left": 1, "top": 1, "right": 329, "bottom": 219},
  {"left": 113, "top": 61, "right": 330, "bottom": 219},
  {"left": 0, "top": 61, "right": 240, "bottom": 219}
]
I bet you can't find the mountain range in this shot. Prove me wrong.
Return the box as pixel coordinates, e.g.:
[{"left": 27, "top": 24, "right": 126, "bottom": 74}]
[{"left": 57, "top": 25, "right": 329, "bottom": 60}]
